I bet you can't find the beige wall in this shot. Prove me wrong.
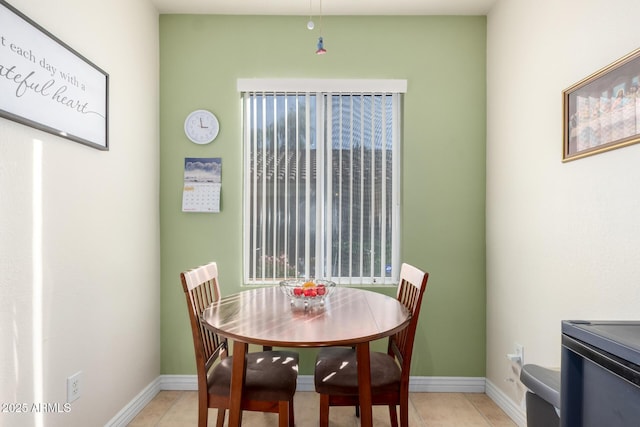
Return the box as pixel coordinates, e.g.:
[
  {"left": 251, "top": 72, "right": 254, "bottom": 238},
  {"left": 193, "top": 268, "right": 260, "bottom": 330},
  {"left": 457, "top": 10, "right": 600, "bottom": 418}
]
[
  {"left": 486, "top": 0, "right": 640, "bottom": 419},
  {"left": 0, "top": 0, "right": 160, "bottom": 425}
]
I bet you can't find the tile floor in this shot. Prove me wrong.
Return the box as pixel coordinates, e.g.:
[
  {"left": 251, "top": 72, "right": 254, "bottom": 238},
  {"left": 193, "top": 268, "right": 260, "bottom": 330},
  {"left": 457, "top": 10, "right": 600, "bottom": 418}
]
[{"left": 128, "top": 390, "right": 517, "bottom": 426}]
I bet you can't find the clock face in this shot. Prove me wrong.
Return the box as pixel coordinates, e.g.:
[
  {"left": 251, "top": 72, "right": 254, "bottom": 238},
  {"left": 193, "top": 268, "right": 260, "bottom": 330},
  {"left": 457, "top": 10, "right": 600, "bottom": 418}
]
[{"left": 184, "top": 110, "right": 219, "bottom": 144}]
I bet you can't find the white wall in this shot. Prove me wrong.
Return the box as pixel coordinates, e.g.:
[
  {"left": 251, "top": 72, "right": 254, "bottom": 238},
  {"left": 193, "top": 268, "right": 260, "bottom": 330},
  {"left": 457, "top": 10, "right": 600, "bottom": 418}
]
[
  {"left": 486, "top": 0, "right": 640, "bottom": 415},
  {"left": 0, "top": 0, "right": 160, "bottom": 425}
]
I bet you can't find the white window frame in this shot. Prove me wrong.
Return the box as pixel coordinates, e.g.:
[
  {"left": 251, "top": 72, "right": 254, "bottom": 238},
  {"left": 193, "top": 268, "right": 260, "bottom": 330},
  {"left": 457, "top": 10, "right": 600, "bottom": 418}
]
[{"left": 239, "top": 79, "right": 406, "bottom": 286}]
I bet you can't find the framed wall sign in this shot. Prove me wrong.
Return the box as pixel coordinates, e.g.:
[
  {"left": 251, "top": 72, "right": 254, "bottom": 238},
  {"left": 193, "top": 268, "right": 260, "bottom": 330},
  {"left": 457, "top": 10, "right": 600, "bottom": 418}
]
[
  {"left": 563, "top": 47, "right": 640, "bottom": 161},
  {"left": 0, "top": 0, "right": 109, "bottom": 150}
]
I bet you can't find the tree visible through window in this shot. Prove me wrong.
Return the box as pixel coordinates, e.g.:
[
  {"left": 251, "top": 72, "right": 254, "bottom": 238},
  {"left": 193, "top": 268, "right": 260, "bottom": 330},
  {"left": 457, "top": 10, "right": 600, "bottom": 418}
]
[{"left": 242, "top": 90, "right": 401, "bottom": 285}]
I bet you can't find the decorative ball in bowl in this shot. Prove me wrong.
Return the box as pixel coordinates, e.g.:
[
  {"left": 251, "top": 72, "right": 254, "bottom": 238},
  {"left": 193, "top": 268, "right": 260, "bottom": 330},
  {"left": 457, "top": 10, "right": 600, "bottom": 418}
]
[{"left": 279, "top": 279, "right": 336, "bottom": 307}]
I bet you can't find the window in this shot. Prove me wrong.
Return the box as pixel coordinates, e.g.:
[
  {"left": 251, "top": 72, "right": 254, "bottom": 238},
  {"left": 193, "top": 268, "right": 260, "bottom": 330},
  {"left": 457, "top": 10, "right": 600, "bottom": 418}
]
[{"left": 240, "top": 79, "right": 404, "bottom": 285}]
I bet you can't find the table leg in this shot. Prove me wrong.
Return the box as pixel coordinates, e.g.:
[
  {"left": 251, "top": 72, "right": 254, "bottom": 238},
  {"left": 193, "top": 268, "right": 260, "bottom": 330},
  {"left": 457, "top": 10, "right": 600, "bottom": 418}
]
[
  {"left": 228, "top": 340, "right": 248, "bottom": 427},
  {"left": 356, "top": 342, "right": 373, "bottom": 427}
]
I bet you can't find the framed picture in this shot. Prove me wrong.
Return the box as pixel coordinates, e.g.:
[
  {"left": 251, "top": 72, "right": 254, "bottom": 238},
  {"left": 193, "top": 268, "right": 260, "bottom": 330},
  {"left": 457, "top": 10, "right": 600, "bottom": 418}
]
[
  {"left": 563, "top": 48, "right": 640, "bottom": 161},
  {"left": 0, "top": 0, "right": 108, "bottom": 150}
]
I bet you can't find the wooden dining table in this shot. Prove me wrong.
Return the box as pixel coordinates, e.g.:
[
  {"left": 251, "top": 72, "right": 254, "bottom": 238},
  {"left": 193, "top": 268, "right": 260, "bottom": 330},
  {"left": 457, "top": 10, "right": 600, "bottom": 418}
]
[{"left": 201, "top": 285, "right": 411, "bottom": 427}]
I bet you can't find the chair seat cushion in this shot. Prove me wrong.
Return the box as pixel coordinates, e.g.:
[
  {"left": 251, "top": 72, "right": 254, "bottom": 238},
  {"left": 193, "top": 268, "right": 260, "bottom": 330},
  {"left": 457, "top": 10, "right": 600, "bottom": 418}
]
[
  {"left": 314, "top": 347, "right": 401, "bottom": 396},
  {"left": 209, "top": 350, "right": 299, "bottom": 401}
]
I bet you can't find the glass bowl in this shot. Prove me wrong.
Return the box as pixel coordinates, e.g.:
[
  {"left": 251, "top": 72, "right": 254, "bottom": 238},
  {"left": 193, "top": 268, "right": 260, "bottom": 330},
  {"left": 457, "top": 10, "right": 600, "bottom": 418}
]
[{"left": 279, "top": 279, "right": 336, "bottom": 308}]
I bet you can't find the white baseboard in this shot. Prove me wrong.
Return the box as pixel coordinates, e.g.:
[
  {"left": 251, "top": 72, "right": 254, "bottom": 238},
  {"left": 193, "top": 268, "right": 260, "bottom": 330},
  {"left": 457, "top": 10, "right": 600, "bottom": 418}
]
[
  {"left": 108, "top": 375, "right": 524, "bottom": 426},
  {"left": 408, "top": 375, "right": 486, "bottom": 393},
  {"left": 485, "top": 379, "right": 527, "bottom": 427},
  {"left": 104, "top": 377, "right": 161, "bottom": 427},
  {"left": 159, "top": 374, "right": 487, "bottom": 393},
  {"left": 159, "top": 374, "right": 198, "bottom": 391}
]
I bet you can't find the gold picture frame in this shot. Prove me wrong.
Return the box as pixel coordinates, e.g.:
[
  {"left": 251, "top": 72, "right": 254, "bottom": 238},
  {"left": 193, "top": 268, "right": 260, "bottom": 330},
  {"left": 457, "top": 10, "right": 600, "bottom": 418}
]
[{"left": 563, "top": 48, "right": 640, "bottom": 161}]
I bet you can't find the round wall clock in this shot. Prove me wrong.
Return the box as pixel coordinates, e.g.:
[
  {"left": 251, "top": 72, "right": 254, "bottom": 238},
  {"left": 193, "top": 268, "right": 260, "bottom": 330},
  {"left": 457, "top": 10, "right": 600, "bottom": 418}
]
[{"left": 184, "top": 109, "right": 219, "bottom": 144}]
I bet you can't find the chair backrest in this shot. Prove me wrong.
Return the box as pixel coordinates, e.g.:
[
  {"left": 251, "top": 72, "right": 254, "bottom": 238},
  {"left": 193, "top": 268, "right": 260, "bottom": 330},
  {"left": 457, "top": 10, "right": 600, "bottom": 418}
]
[
  {"left": 389, "top": 263, "right": 429, "bottom": 377},
  {"left": 180, "top": 262, "right": 227, "bottom": 391}
]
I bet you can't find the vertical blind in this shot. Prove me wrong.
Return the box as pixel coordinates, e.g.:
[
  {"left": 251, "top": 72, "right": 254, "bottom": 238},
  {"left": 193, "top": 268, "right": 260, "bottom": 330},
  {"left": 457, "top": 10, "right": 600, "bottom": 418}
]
[{"left": 242, "top": 90, "right": 401, "bottom": 285}]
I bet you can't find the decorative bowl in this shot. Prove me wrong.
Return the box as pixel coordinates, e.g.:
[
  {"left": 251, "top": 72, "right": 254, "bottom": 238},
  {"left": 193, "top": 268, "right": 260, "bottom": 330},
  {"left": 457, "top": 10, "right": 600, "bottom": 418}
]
[{"left": 279, "top": 279, "right": 336, "bottom": 308}]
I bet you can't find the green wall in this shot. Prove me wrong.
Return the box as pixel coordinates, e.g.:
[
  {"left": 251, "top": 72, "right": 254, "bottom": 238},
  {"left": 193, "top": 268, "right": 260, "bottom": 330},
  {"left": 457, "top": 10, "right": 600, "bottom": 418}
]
[{"left": 159, "top": 15, "right": 486, "bottom": 377}]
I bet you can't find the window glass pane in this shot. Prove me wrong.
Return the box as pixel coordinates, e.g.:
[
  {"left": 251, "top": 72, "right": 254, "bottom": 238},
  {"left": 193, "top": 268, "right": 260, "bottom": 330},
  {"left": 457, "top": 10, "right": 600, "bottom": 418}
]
[{"left": 244, "top": 91, "right": 399, "bottom": 284}]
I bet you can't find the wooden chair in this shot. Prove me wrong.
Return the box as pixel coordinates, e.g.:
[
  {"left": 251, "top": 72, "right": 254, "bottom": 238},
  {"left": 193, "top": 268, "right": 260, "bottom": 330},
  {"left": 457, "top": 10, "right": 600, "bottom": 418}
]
[
  {"left": 313, "top": 263, "right": 430, "bottom": 427},
  {"left": 180, "top": 261, "right": 299, "bottom": 427}
]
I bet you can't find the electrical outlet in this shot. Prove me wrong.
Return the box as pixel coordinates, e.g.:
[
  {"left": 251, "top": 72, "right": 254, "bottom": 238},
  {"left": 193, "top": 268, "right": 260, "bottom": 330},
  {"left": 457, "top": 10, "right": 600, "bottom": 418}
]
[
  {"left": 515, "top": 343, "right": 524, "bottom": 366},
  {"left": 507, "top": 343, "right": 525, "bottom": 366},
  {"left": 67, "top": 371, "right": 82, "bottom": 403}
]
